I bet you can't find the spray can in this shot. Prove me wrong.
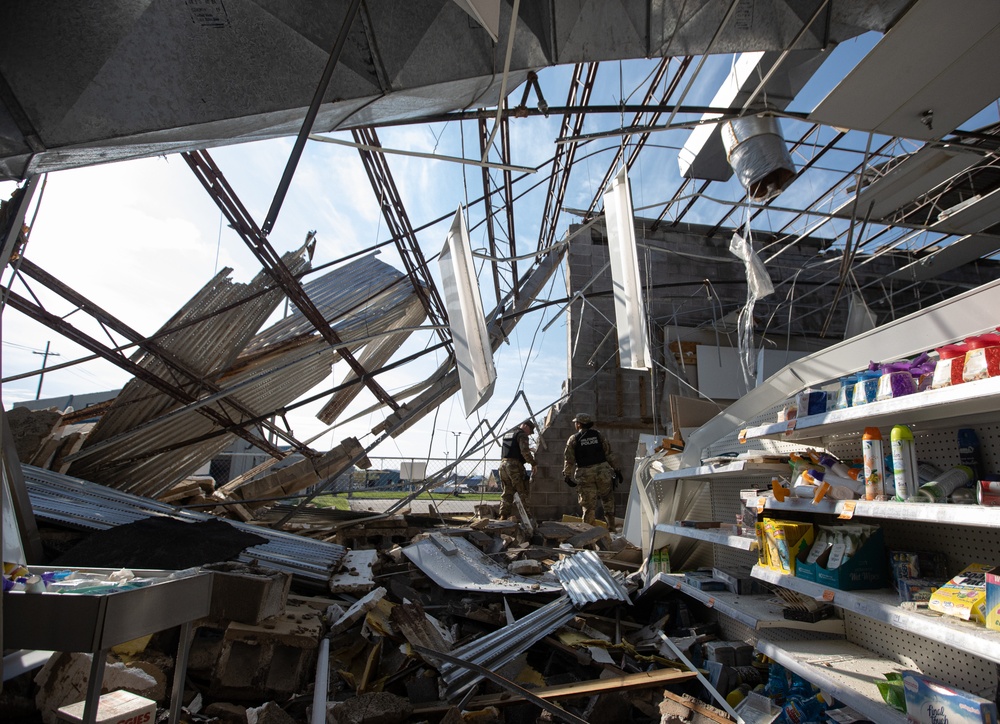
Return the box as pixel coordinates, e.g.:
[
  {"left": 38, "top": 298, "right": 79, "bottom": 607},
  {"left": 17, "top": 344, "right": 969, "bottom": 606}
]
[
  {"left": 891, "top": 425, "right": 919, "bottom": 501},
  {"left": 918, "top": 466, "right": 974, "bottom": 502},
  {"left": 862, "top": 427, "right": 886, "bottom": 501},
  {"left": 957, "top": 428, "right": 982, "bottom": 483}
]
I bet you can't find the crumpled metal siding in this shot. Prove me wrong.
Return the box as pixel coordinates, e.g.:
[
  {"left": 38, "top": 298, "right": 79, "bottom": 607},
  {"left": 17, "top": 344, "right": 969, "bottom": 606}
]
[
  {"left": 551, "top": 549, "right": 631, "bottom": 606},
  {"left": 65, "top": 253, "right": 424, "bottom": 498},
  {"left": 438, "top": 595, "right": 577, "bottom": 699},
  {"left": 21, "top": 465, "right": 346, "bottom": 584}
]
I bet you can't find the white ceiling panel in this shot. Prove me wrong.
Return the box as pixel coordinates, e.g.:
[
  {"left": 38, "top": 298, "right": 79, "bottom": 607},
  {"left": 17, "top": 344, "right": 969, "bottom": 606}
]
[
  {"left": 931, "top": 186, "right": 1000, "bottom": 236},
  {"left": 890, "top": 234, "right": 1000, "bottom": 281},
  {"left": 846, "top": 146, "right": 980, "bottom": 221},
  {"left": 811, "top": 0, "right": 1000, "bottom": 141}
]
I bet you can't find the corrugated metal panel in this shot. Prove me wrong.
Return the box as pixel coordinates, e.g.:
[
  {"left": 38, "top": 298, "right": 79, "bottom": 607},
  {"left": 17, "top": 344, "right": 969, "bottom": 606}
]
[
  {"left": 551, "top": 549, "right": 631, "bottom": 607},
  {"left": 65, "top": 253, "right": 424, "bottom": 498},
  {"left": 438, "top": 595, "right": 577, "bottom": 699},
  {"left": 21, "top": 465, "right": 347, "bottom": 585},
  {"left": 403, "top": 533, "right": 562, "bottom": 594}
]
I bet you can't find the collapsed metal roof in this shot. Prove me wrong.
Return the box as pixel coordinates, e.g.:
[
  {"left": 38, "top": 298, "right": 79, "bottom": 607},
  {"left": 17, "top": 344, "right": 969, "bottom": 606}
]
[{"left": 0, "top": 1, "right": 910, "bottom": 180}]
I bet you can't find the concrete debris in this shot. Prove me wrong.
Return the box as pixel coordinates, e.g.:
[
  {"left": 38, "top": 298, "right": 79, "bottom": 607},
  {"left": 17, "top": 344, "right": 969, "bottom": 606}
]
[
  {"left": 246, "top": 701, "right": 298, "bottom": 724},
  {"left": 328, "top": 548, "right": 378, "bottom": 594},
  {"left": 328, "top": 587, "right": 387, "bottom": 636},
  {"left": 331, "top": 692, "right": 413, "bottom": 724}
]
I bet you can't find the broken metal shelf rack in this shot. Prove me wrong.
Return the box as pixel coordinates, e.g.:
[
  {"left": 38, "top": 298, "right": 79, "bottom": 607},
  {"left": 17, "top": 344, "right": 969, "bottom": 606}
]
[
  {"left": 653, "top": 522, "right": 757, "bottom": 551},
  {"left": 746, "top": 494, "right": 1000, "bottom": 529},
  {"left": 643, "top": 573, "right": 845, "bottom": 635}
]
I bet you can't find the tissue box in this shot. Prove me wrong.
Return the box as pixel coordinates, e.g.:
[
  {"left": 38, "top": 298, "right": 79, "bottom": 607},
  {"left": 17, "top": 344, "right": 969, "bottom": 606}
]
[
  {"left": 902, "top": 671, "right": 998, "bottom": 724},
  {"left": 57, "top": 691, "right": 156, "bottom": 724}
]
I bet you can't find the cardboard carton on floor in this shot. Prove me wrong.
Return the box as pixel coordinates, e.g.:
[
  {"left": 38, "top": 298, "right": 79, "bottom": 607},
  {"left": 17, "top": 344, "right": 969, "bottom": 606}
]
[{"left": 57, "top": 690, "right": 155, "bottom": 724}]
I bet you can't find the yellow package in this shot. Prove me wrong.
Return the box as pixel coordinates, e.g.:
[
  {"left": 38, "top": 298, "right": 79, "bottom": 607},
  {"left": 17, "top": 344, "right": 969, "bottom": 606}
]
[
  {"left": 755, "top": 521, "right": 769, "bottom": 568},
  {"left": 763, "top": 519, "right": 814, "bottom": 575},
  {"left": 928, "top": 563, "right": 991, "bottom": 623}
]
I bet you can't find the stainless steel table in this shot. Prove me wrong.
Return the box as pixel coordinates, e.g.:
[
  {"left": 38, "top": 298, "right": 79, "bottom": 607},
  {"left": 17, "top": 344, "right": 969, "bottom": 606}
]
[{"left": 3, "top": 567, "right": 213, "bottom": 724}]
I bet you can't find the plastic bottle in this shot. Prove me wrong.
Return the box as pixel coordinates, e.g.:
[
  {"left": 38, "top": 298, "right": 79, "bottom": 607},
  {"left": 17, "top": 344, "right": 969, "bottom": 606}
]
[
  {"left": 765, "top": 662, "right": 788, "bottom": 704},
  {"left": 918, "top": 465, "right": 974, "bottom": 502},
  {"left": 782, "top": 693, "right": 826, "bottom": 723},
  {"left": 862, "top": 427, "right": 886, "bottom": 501},
  {"left": 958, "top": 428, "right": 982, "bottom": 482},
  {"left": 891, "top": 425, "right": 919, "bottom": 501}
]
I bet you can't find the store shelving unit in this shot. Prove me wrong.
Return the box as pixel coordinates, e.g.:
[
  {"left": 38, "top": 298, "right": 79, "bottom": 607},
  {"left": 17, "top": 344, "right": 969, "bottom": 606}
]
[
  {"left": 656, "top": 348, "right": 1000, "bottom": 713},
  {"left": 755, "top": 638, "right": 908, "bottom": 724},
  {"left": 642, "top": 572, "right": 845, "bottom": 634},
  {"left": 743, "top": 375, "right": 1000, "bottom": 444}
]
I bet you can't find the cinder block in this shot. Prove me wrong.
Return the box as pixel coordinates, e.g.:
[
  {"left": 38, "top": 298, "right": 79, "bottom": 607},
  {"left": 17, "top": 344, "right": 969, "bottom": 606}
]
[
  {"left": 211, "top": 602, "right": 322, "bottom": 699},
  {"left": 203, "top": 563, "right": 291, "bottom": 624}
]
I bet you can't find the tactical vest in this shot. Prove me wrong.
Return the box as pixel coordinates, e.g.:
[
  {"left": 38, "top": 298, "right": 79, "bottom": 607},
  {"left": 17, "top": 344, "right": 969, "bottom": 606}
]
[
  {"left": 574, "top": 429, "right": 607, "bottom": 467},
  {"left": 501, "top": 429, "right": 526, "bottom": 462}
]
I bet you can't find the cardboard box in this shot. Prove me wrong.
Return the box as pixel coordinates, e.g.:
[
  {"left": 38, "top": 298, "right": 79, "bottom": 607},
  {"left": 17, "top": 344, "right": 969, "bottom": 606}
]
[
  {"left": 763, "top": 519, "right": 814, "bottom": 576},
  {"left": 986, "top": 566, "right": 1000, "bottom": 631},
  {"left": 902, "top": 671, "right": 998, "bottom": 724},
  {"left": 929, "top": 563, "right": 991, "bottom": 623},
  {"left": 795, "top": 527, "right": 887, "bottom": 590},
  {"left": 57, "top": 690, "right": 156, "bottom": 724}
]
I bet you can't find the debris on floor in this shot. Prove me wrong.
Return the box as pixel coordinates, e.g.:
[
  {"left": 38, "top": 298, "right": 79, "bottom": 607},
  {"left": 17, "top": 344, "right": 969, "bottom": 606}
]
[{"left": 4, "top": 496, "right": 750, "bottom": 724}]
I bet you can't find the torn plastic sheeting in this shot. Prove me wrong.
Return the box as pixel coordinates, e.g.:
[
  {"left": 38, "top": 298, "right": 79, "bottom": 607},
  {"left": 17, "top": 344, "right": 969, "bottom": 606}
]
[
  {"left": 550, "top": 549, "right": 631, "bottom": 607},
  {"left": 402, "top": 533, "right": 561, "bottom": 594},
  {"left": 439, "top": 595, "right": 577, "bottom": 700}
]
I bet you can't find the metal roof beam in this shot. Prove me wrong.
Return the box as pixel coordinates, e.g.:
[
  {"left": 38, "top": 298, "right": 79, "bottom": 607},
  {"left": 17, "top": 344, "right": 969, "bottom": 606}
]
[{"left": 182, "top": 149, "right": 401, "bottom": 412}]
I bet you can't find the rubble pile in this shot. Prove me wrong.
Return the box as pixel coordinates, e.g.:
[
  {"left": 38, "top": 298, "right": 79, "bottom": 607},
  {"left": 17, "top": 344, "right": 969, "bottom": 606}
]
[{"left": 3, "top": 506, "right": 755, "bottom": 724}]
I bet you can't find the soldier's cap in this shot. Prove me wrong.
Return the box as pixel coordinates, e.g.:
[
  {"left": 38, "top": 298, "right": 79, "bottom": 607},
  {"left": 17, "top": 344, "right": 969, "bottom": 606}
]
[
  {"left": 521, "top": 419, "right": 536, "bottom": 431},
  {"left": 572, "top": 413, "right": 593, "bottom": 425}
]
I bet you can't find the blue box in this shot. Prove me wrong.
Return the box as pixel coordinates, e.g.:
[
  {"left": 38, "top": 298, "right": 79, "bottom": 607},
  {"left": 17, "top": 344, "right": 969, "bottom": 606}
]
[{"left": 902, "top": 671, "right": 998, "bottom": 724}]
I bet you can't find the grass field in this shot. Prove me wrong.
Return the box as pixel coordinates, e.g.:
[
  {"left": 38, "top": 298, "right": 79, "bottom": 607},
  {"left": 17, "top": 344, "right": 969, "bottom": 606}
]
[{"left": 312, "top": 491, "right": 501, "bottom": 511}]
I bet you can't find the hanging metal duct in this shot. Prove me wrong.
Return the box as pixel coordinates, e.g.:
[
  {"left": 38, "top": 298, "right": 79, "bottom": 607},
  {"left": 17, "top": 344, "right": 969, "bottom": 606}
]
[{"left": 721, "top": 115, "right": 796, "bottom": 201}]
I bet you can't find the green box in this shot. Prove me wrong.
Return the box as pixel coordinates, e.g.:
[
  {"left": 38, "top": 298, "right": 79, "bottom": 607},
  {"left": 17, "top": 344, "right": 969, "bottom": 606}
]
[{"left": 795, "top": 527, "right": 887, "bottom": 590}]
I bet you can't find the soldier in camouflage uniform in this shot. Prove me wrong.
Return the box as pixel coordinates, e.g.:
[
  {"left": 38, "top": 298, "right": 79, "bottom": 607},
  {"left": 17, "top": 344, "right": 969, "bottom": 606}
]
[
  {"left": 563, "top": 413, "right": 622, "bottom": 531},
  {"left": 499, "top": 420, "right": 536, "bottom": 519}
]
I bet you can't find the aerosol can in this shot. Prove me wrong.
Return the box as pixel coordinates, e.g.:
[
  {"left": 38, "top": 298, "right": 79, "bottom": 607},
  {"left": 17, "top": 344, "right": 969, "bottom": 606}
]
[
  {"left": 862, "top": 427, "right": 887, "bottom": 501},
  {"left": 891, "top": 424, "right": 919, "bottom": 501}
]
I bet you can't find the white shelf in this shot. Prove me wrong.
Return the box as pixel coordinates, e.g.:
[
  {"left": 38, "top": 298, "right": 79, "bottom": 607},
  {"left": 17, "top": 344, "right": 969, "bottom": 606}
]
[
  {"left": 643, "top": 573, "right": 845, "bottom": 634},
  {"left": 752, "top": 565, "right": 1000, "bottom": 665},
  {"left": 755, "top": 638, "right": 908, "bottom": 724},
  {"left": 743, "top": 375, "right": 1000, "bottom": 442},
  {"left": 654, "top": 522, "right": 758, "bottom": 550},
  {"left": 651, "top": 459, "right": 790, "bottom": 482},
  {"left": 742, "top": 493, "right": 1000, "bottom": 530}
]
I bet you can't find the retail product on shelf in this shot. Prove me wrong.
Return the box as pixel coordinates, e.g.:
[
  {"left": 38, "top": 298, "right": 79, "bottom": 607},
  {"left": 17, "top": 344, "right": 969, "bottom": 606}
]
[
  {"left": 650, "top": 546, "right": 671, "bottom": 576},
  {"left": 891, "top": 425, "right": 919, "bottom": 501},
  {"left": 931, "top": 342, "right": 969, "bottom": 388},
  {"left": 986, "top": 567, "right": 1000, "bottom": 631},
  {"left": 862, "top": 426, "right": 888, "bottom": 500},
  {"left": 852, "top": 369, "right": 882, "bottom": 406},
  {"left": 958, "top": 427, "right": 983, "bottom": 480},
  {"left": 760, "top": 519, "right": 814, "bottom": 575},
  {"left": 712, "top": 565, "right": 754, "bottom": 594},
  {"left": 917, "top": 465, "right": 975, "bottom": 502},
  {"left": 902, "top": 671, "right": 999, "bottom": 724},
  {"left": 962, "top": 332, "right": 1000, "bottom": 382},
  {"left": 889, "top": 550, "right": 949, "bottom": 603},
  {"left": 796, "top": 524, "right": 886, "bottom": 590},
  {"left": 978, "top": 480, "right": 1000, "bottom": 506},
  {"left": 928, "top": 563, "right": 992, "bottom": 623}
]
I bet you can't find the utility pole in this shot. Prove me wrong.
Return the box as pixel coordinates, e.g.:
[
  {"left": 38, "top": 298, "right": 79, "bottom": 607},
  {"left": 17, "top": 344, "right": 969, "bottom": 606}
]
[
  {"left": 452, "top": 431, "right": 462, "bottom": 479},
  {"left": 33, "top": 340, "right": 60, "bottom": 400}
]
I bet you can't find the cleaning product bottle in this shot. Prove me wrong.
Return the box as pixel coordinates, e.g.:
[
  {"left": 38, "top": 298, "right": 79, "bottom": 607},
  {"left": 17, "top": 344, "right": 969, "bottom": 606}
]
[
  {"left": 862, "top": 427, "right": 886, "bottom": 501},
  {"left": 782, "top": 692, "right": 826, "bottom": 723},
  {"left": 765, "top": 661, "right": 788, "bottom": 704},
  {"left": 891, "top": 425, "right": 919, "bottom": 501},
  {"left": 918, "top": 465, "right": 974, "bottom": 502}
]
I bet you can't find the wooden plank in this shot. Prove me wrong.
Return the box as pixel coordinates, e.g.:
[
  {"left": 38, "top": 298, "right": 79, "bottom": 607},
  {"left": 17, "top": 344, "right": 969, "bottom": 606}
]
[
  {"left": 660, "top": 690, "right": 734, "bottom": 724},
  {"left": 412, "top": 667, "right": 697, "bottom": 714}
]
